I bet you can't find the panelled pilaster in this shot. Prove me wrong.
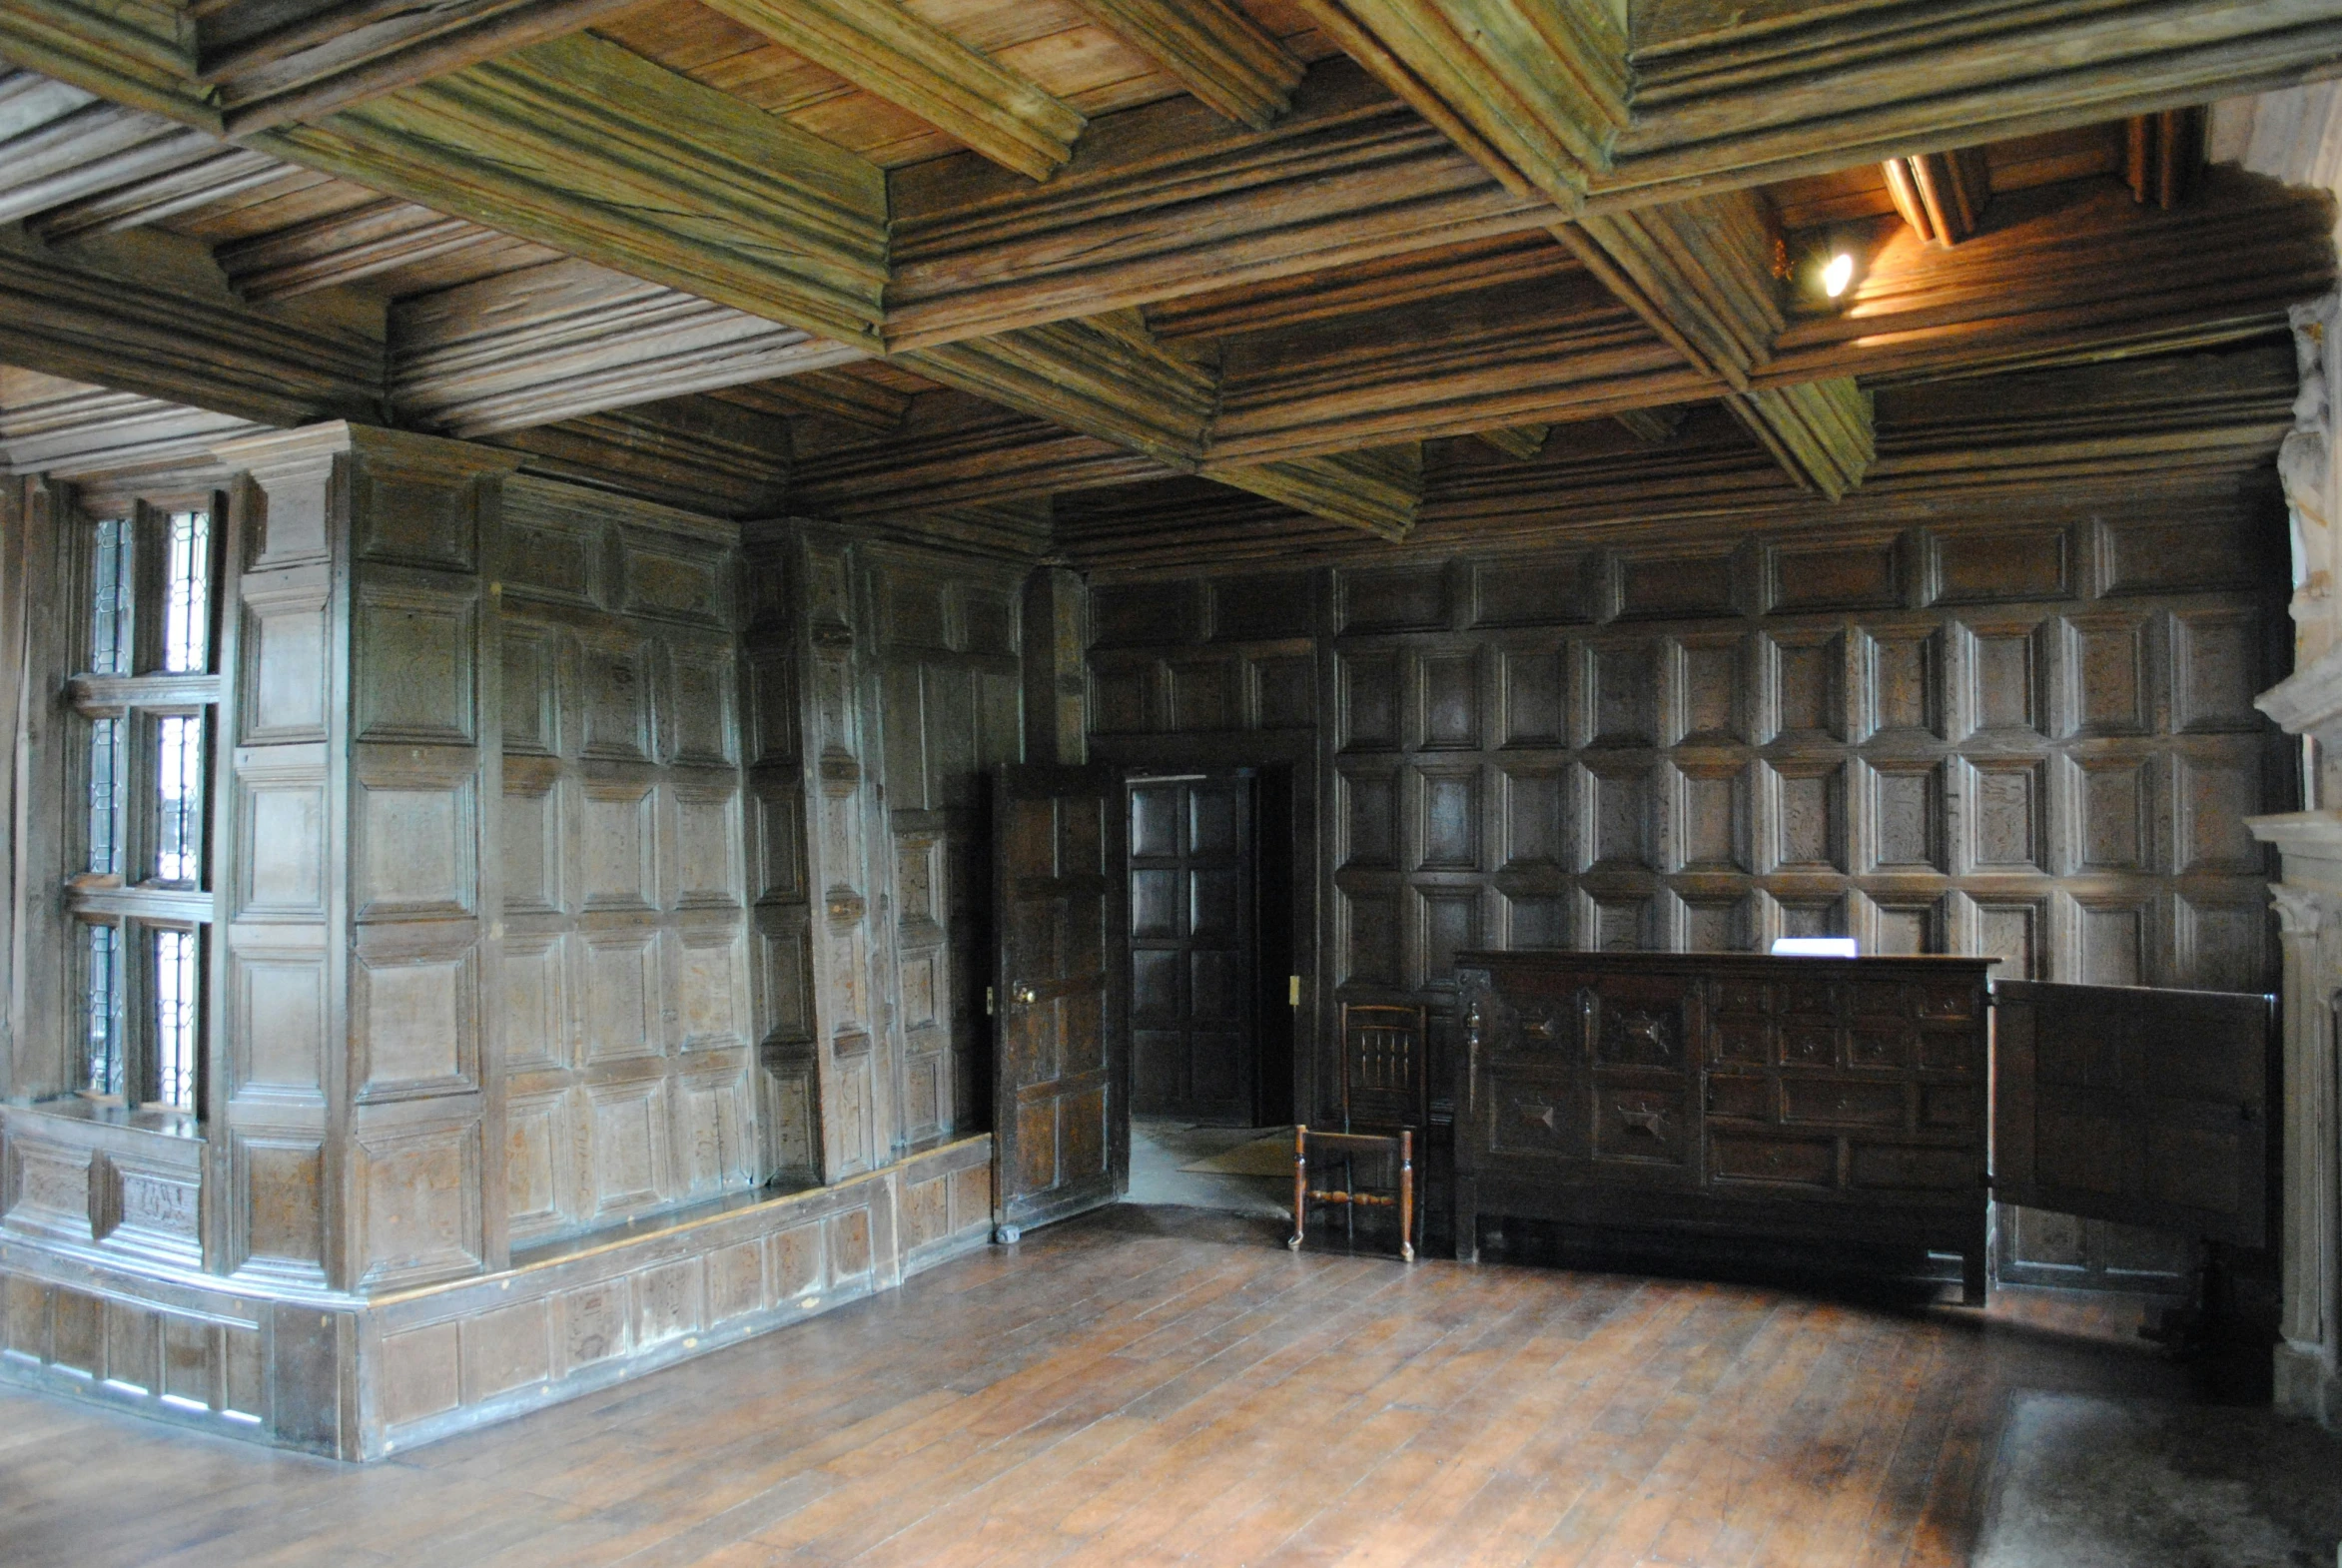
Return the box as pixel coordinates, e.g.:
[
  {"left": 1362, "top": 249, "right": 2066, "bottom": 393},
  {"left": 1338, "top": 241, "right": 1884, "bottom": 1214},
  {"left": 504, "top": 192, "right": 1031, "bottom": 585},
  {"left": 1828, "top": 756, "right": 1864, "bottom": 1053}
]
[{"left": 793, "top": 533, "right": 888, "bottom": 1177}]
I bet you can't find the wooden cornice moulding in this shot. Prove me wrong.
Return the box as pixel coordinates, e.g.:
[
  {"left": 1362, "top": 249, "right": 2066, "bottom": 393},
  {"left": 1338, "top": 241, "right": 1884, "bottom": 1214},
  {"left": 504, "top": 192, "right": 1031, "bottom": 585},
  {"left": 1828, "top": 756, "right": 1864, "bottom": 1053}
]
[
  {"left": 1729, "top": 377, "right": 1874, "bottom": 499},
  {"left": 899, "top": 314, "right": 1218, "bottom": 469},
  {"left": 389, "top": 257, "right": 868, "bottom": 436},
  {"left": 712, "top": 371, "right": 910, "bottom": 434},
  {"left": 1203, "top": 275, "right": 1714, "bottom": 462},
  {"left": 218, "top": 195, "right": 497, "bottom": 301},
  {"left": 487, "top": 395, "right": 791, "bottom": 518},
  {"left": 1882, "top": 149, "right": 1991, "bottom": 247},
  {"left": 0, "top": 96, "right": 216, "bottom": 223},
  {"left": 1562, "top": 188, "right": 1785, "bottom": 390},
  {"left": 1144, "top": 232, "right": 1580, "bottom": 343},
  {"left": 885, "top": 63, "right": 1551, "bottom": 347},
  {"left": 27, "top": 142, "right": 283, "bottom": 238},
  {"left": 0, "top": 235, "right": 386, "bottom": 428},
  {"left": 697, "top": 0, "right": 1084, "bottom": 182},
  {"left": 1206, "top": 442, "right": 1423, "bottom": 539},
  {"left": 1283, "top": 0, "right": 1626, "bottom": 208},
  {"left": 0, "top": 372, "right": 267, "bottom": 477},
  {"left": 1475, "top": 424, "right": 1549, "bottom": 460},
  {"left": 1764, "top": 171, "right": 2337, "bottom": 387},
  {"left": 1605, "top": 0, "right": 2342, "bottom": 200},
  {"left": 1064, "top": 0, "right": 1303, "bottom": 130},
  {"left": 0, "top": 0, "right": 216, "bottom": 128},
  {"left": 253, "top": 32, "right": 891, "bottom": 350},
  {"left": 200, "top": 0, "right": 648, "bottom": 130},
  {"left": 794, "top": 409, "right": 1171, "bottom": 514}
]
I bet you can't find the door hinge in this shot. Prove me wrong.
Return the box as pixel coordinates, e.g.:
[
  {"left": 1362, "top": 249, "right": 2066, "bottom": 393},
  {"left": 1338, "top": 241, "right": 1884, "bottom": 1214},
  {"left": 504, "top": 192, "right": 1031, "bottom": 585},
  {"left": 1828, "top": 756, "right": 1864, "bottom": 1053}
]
[
  {"left": 985, "top": 986, "right": 995, "bottom": 1018},
  {"left": 1288, "top": 974, "right": 1301, "bottom": 1008}
]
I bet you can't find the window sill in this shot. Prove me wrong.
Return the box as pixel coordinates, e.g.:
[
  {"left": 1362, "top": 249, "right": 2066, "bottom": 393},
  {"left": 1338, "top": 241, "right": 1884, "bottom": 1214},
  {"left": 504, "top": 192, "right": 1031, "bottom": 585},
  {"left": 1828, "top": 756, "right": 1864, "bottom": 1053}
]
[{"left": 7, "top": 1096, "right": 203, "bottom": 1143}]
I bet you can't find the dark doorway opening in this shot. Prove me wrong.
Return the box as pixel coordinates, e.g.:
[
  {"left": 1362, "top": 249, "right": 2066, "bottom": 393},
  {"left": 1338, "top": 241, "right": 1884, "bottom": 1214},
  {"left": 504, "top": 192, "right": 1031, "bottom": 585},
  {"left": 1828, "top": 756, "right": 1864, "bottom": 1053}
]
[{"left": 1125, "top": 767, "right": 1297, "bottom": 1130}]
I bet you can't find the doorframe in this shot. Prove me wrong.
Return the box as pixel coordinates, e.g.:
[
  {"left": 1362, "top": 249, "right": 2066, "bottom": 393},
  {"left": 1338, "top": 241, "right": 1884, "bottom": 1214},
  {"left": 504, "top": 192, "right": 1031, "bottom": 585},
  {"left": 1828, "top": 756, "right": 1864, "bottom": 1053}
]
[{"left": 1092, "top": 732, "right": 1321, "bottom": 1129}]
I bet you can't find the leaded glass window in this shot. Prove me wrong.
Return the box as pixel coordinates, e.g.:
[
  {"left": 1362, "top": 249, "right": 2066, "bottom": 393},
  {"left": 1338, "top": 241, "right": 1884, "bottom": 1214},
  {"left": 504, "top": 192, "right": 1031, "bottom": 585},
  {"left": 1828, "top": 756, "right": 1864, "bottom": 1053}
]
[{"left": 64, "top": 498, "right": 219, "bottom": 1117}]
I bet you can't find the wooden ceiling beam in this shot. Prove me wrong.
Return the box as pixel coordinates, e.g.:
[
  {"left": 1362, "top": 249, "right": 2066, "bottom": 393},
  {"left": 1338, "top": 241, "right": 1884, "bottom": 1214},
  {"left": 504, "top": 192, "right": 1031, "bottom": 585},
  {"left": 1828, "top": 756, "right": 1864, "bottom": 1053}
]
[
  {"left": 898, "top": 311, "right": 1218, "bottom": 470},
  {"left": 252, "top": 32, "right": 891, "bottom": 350},
  {"left": 0, "top": 96, "right": 215, "bottom": 222},
  {"left": 696, "top": 0, "right": 1084, "bottom": 181},
  {"left": 0, "top": 228, "right": 386, "bottom": 427},
  {"left": 1560, "top": 188, "right": 1785, "bottom": 391},
  {"left": 483, "top": 392, "right": 793, "bottom": 517},
  {"left": 1765, "top": 168, "right": 2335, "bottom": 388},
  {"left": 1202, "top": 273, "right": 1717, "bottom": 464},
  {"left": 1474, "top": 424, "right": 1549, "bottom": 460},
  {"left": 219, "top": 196, "right": 501, "bottom": 301},
  {"left": 1063, "top": 0, "right": 1303, "bottom": 130},
  {"left": 711, "top": 371, "right": 911, "bottom": 434},
  {"left": 26, "top": 143, "right": 284, "bottom": 238},
  {"left": 390, "top": 257, "right": 868, "bottom": 437},
  {"left": 198, "top": 0, "right": 644, "bottom": 132},
  {"left": 1881, "top": 149, "right": 1991, "bottom": 246},
  {"left": 1604, "top": 1, "right": 2342, "bottom": 201},
  {"left": 792, "top": 393, "right": 1171, "bottom": 514},
  {"left": 1144, "top": 232, "right": 1579, "bottom": 343},
  {"left": 886, "top": 62, "right": 1552, "bottom": 349},
  {"left": 1728, "top": 378, "right": 1875, "bottom": 500},
  {"left": 1281, "top": 0, "right": 1627, "bottom": 207},
  {"left": 1206, "top": 443, "right": 1424, "bottom": 540}
]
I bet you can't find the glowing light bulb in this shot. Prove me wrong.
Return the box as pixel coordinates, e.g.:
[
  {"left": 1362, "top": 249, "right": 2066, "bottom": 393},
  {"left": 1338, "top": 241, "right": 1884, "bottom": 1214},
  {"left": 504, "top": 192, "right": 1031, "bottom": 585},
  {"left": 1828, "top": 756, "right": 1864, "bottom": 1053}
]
[{"left": 1822, "top": 252, "right": 1856, "bottom": 299}]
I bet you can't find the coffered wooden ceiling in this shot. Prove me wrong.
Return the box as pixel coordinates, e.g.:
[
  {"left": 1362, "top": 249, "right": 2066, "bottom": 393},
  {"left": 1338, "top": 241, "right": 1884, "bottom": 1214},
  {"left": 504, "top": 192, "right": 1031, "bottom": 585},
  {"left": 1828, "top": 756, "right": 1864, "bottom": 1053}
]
[{"left": 0, "top": 0, "right": 2337, "bottom": 545}]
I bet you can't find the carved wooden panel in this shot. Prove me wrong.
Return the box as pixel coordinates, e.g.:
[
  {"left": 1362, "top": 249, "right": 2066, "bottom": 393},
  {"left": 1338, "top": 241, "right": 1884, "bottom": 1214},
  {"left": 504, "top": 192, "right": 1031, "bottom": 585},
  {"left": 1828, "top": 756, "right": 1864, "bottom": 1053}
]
[{"left": 1094, "top": 503, "right": 2286, "bottom": 1170}]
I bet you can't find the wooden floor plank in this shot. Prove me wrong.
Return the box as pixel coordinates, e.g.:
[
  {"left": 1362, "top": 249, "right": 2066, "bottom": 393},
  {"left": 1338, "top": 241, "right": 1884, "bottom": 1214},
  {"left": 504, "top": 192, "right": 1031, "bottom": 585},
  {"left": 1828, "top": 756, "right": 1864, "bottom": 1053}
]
[{"left": 0, "top": 1206, "right": 2213, "bottom": 1568}]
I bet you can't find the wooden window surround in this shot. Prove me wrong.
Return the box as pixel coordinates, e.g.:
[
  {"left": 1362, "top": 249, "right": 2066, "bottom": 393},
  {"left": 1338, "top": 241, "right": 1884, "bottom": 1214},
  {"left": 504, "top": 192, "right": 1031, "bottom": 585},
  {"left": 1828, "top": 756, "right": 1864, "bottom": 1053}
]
[{"left": 58, "top": 495, "right": 222, "bottom": 1124}]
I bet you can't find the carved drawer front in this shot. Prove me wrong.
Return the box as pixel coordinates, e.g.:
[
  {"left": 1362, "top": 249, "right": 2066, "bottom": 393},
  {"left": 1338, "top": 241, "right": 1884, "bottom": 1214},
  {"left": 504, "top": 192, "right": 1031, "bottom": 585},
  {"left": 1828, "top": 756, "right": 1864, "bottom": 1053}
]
[
  {"left": 1717, "top": 977, "right": 1771, "bottom": 1016},
  {"left": 1917, "top": 1031, "right": 1980, "bottom": 1075},
  {"left": 1915, "top": 982, "right": 1978, "bottom": 1022},
  {"left": 1780, "top": 979, "right": 1836, "bottom": 1018},
  {"left": 1713, "top": 1015, "right": 1770, "bottom": 1066},
  {"left": 1780, "top": 1022, "right": 1836, "bottom": 1068},
  {"left": 1847, "top": 1025, "right": 1910, "bottom": 1071},
  {"left": 1710, "top": 1132, "right": 1836, "bottom": 1189},
  {"left": 1920, "top": 1084, "right": 1980, "bottom": 1131},
  {"left": 1847, "top": 981, "right": 1905, "bottom": 1018},
  {"left": 1781, "top": 1078, "right": 1907, "bottom": 1131},
  {"left": 1487, "top": 1069, "right": 1582, "bottom": 1160},
  {"left": 1587, "top": 980, "right": 1695, "bottom": 1073},
  {"left": 1706, "top": 1074, "right": 1772, "bottom": 1122},
  {"left": 1593, "top": 1084, "right": 1691, "bottom": 1167},
  {"left": 1849, "top": 1143, "right": 1974, "bottom": 1193}
]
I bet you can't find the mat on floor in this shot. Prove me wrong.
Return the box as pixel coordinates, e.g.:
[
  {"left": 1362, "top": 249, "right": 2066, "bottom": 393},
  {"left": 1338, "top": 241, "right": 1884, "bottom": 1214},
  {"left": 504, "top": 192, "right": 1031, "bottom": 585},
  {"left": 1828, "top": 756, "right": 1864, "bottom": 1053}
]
[
  {"left": 1176, "top": 1130, "right": 1296, "bottom": 1176},
  {"left": 1973, "top": 1390, "right": 2342, "bottom": 1568}
]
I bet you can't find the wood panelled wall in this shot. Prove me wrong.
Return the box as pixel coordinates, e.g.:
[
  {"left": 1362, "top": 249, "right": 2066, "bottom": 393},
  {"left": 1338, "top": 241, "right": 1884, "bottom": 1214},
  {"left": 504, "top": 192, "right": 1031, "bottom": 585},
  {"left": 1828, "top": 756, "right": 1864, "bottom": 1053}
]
[{"left": 1086, "top": 473, "right": 2294, "bottom": 1251}]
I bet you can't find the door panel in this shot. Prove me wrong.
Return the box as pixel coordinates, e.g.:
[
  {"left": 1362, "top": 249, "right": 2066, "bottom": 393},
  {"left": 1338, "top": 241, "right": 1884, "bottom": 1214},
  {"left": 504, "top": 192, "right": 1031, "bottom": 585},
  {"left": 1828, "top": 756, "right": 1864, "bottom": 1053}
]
[
  {"left": 1127, "top": 775, "right": 1257, "bottom": 1124},
  {"left": 992, "top": 764, "right": 1128, "bottom": 1236},
  {"left": 1993, "top": 980, "right": 2273, "bottom": 1249}
]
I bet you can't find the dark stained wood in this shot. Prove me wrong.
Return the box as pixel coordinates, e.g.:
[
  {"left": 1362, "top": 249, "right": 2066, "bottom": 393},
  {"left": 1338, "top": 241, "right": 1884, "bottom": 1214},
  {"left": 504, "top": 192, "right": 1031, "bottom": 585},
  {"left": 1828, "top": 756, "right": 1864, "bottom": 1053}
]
[
  {"left": 1453, "top": 952, "right": 1995, "bottom": 1302},
  {"left": 993, "top": 761, "right": 1130, "bottom": 1238},
  {"left": 1128, "top": 773, "right": 1256, "bottom": 1124},
  {"left": 1290, "top": 1123, "right": 1416, "bottom": 1259},
  {"left": 1995, "top": 980, "right": 2275, "bottom": 1249}
]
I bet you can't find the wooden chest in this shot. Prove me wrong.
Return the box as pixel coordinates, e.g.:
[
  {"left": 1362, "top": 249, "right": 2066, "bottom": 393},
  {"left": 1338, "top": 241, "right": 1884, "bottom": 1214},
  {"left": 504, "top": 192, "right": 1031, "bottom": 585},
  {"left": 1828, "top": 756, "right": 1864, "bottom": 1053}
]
[{"left": 1452, "top": 951, "right": 1994, "bottom": 1300}]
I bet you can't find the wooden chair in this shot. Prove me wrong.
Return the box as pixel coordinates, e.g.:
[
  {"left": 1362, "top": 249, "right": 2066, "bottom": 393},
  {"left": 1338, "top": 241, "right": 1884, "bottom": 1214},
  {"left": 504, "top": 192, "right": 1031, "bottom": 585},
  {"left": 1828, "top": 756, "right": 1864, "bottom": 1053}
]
[{"left": 1287, "top": 1003, "right": 1427, "bottom": 1261}]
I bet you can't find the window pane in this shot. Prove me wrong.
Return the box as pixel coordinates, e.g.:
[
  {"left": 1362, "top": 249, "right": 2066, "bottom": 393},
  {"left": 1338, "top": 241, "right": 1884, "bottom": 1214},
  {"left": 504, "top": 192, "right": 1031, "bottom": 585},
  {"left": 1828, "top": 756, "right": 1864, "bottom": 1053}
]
[
  {"left": 89, "top": 517, "right": 131, "bottom": 675},
  {"left": 154, "top": 929, "right": 199, "bottom": 1113},
  {"left": 87, "top": 716, "right": 121, "bottom": 877},
  {"left": 84, "top": 924, "right": 122, "bottom": 1097},
  {"left": 155, "top": 714, "right": 206, "bottom": 884},
  {"left": 161, "top": 509, "right": 212, "bottom": 674}
]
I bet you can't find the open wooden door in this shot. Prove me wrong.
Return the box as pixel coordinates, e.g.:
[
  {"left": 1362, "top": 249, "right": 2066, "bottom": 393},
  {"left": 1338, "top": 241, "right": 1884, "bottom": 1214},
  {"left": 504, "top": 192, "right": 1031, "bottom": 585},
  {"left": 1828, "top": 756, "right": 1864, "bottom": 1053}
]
[
  {"left": 1994, "top": 981, "right": 2275, "bottom": 1249},
  {"left": 992, "top": 763, "right": 1128, "bottom": 1240}
]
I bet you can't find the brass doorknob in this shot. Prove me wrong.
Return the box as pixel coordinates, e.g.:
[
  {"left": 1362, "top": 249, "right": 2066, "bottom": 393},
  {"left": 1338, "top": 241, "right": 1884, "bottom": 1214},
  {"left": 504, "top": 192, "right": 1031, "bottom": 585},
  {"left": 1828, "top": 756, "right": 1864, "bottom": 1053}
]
[{"left": 1014, "top": 984, "right": 1039, "bottom": 1005}]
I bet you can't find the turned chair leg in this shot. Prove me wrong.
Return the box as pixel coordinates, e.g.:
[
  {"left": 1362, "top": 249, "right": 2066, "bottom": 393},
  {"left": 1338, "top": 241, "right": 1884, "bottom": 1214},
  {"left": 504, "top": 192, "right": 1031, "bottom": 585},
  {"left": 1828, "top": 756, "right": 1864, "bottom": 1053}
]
[{"left": 1287, "top": 1125, "right": 1306, "bottom": 1251}]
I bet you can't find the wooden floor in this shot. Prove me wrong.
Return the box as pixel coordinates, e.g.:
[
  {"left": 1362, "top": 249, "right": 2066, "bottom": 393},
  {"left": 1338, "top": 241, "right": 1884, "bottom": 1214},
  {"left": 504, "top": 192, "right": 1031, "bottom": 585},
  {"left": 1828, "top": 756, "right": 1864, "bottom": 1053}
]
[{"left": 0, "top": 1205, "right": 2246, "bottom": 1568}]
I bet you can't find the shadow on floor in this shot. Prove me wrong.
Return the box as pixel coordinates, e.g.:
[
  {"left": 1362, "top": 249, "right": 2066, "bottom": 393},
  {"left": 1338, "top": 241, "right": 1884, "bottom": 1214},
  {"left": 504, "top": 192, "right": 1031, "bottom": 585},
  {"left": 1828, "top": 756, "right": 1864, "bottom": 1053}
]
[{"left": 1126, "top": 1117, "right": 1291, "bottom": 1220}]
